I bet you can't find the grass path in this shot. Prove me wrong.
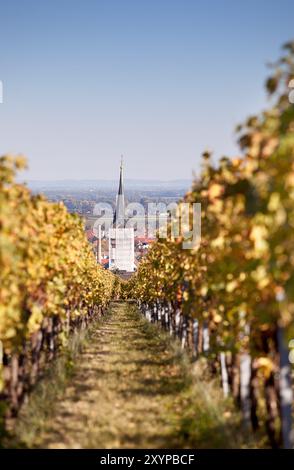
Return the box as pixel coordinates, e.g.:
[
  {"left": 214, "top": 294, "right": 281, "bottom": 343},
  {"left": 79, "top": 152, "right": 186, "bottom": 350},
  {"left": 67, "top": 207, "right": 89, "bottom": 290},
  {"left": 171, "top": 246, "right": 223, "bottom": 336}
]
[{"left": 11, "top": 302, "right": 257, "bottom": 448}]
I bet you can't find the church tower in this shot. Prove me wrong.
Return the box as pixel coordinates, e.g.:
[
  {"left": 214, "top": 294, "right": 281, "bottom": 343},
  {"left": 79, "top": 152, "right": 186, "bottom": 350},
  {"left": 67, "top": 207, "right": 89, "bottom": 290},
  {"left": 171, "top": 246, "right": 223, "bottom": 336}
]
[
  {"left": 109, "top": 158, "right": 135, "bottom": 272},
  {"left": 113, "top": 156, "right": 125, "bottom": 228}
]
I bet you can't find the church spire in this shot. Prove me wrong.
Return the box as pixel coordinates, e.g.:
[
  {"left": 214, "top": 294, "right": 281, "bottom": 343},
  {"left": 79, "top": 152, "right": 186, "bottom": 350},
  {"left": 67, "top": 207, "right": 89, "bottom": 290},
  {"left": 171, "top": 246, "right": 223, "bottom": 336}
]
[
  {"left": 113, "top": 156, "right": 125, "bottom": 227},
  {"left": 118, "top": 155, "right": 124, "bottom": 195}
]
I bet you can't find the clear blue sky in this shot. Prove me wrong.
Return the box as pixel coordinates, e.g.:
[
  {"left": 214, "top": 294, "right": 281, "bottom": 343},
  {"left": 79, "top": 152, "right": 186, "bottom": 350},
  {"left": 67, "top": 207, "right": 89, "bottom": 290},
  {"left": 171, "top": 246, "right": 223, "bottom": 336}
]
[{"left": 0, "top": 0, "right": 293, "bottom": 180}]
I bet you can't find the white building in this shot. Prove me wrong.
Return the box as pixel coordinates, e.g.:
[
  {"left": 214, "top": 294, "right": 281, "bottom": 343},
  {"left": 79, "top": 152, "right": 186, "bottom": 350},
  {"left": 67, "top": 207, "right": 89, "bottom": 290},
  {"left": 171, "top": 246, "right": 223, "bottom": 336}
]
[
  {"left": 108, "top": 159, "right": 135, "bottom": 272},
  {"left": 109, "top": 227, "right": 134, "bottom": 272}
]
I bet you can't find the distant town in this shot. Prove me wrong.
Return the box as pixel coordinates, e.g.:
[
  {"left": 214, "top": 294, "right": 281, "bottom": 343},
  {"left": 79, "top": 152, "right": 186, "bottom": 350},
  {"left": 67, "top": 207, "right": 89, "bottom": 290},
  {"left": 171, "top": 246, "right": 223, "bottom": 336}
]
[{"left": 28, "top": 178, "right": 191, "bottom": 271}]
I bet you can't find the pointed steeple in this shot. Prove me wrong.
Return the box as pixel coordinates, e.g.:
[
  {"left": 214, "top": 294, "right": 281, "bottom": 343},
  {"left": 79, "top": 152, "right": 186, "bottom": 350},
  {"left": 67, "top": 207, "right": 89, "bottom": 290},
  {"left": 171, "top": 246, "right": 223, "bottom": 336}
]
[
  {"left": 113, "top": 156, "right": 125, "bottom": 227},
  {"left": 118, "top": 155, "right": 124, "bottom": 195}
]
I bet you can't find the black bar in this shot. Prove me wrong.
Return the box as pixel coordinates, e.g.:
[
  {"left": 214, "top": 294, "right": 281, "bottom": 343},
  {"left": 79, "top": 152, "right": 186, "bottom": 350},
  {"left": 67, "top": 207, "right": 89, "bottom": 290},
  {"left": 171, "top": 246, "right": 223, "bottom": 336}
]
[{"left": 0, "top": 449, "right": 294, "bottom": 467}]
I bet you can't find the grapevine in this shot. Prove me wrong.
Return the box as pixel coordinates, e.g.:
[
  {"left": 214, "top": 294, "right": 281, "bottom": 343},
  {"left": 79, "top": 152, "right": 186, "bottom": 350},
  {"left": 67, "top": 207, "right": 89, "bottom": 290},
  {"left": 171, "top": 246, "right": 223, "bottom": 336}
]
[
  {"left": 0, "top": 156, "right": 120, "bottom": 417},
  {"left": 127, "top": 42, "right": 294, "bottom": 448}
]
